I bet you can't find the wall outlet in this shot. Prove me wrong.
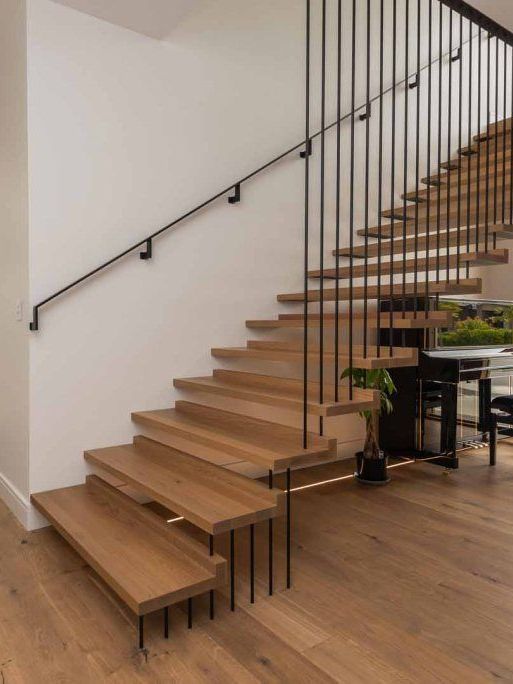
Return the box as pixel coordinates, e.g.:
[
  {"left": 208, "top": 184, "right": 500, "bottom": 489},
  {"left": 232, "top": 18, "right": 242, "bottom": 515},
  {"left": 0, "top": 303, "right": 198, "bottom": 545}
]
[{"left": 15, "top": 299, "right": 23, "bottom": 322}]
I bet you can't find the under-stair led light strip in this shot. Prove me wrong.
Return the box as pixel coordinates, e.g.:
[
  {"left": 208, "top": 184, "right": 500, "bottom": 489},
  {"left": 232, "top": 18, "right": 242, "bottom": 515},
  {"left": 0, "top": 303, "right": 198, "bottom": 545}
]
[{"left": 165, "top": 460, "right": 416, "bottom": 520}]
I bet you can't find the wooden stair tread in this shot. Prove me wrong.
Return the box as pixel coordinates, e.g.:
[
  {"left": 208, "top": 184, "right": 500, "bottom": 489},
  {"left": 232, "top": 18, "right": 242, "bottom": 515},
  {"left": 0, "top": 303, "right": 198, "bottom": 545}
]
[
  {"left": 407, "top": 168, "right": 511, "bottom": 201},
  {"left": 31, "top": 476, "right": 225, "bottom": 616},
  {"left": 132, "top": 401, "right": 335, "bottom": 470},
  {"left": 174, "top": 371, "right": 378, "bottom": 418},
  {"left": 309, "top": 249, "right": 508, "bottom": 279},
  {"left": 212, "top": 342, "right": 418, "bottom": 370},
  {"left": 246, "top": 310, "right": 452, "bottom": 329},
  {"left": 358, "top": 203, "right": 512, "bottom": 238},
  {"left": 85, "top": 436, "right": 283, "bottom": 534},
  {"left": 335, "top": 225, "right": 513, "bottom": 258},
  {"left": 277, "top": 278, "right": 482, "bottom": 303},
  {"left": 474, "top": 118, "right": 512, "bottom": 141},
  {"left": 422, "top": 163, "right": 513, "bottom": 187}
]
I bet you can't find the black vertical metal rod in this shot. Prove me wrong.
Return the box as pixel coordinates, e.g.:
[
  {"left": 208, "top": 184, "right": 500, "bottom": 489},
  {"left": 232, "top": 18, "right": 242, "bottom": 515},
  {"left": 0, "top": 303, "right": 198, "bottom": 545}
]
[
  {"left": 401, "top": 0, "right": 410, "bottom": 319},
  {"left": 377, "top": 0, "right": 384, "bottom": 347},
  {"left": 349, "top": 0, "right": 356, "bottom": 394},
  {"left": 494, "top": 37, "right": 499, "bottom": 227},
  {"left": 209, "top": 534, "right": 215, "bottom": 620},
  {"left": 319, "top": 0, "right": 326, "bottom": 429},
  {"left": 164, "top": 607, "right": 169, "bottom": 639},
  {"left": 389, "top": 0, "right": 397, "bottom": 349},
  {"left": 425, "top": 0, "right": 433, "bottom": 318},
  {"left": 475, "top": 27, "right": 482, "bottom": 252},
  {"left": 510, "top": 46, "right": 513, "bottom": 224},
  {"left": 445, "top": 9, "right": 453, "bottom": 283},
  {"left": 502, "top": 40, "right": 507, "bottom": 228},
  {"left": 286, "top": 468, "right": 291, "bottom": 589},
  {"left": 188, "top": 598, "right": 193, "bottom": 629},
  {"left": 435, "top": 2, "right": 443, "bottom": 288},
  {"left": 335, "top": 0, "right": 342, "bottom": 397},
  {"left": 230, "top": 529, "right": 235, "bottom": 612},
  {"left": 456, "top": 13, "right": 463, "bottom": 282},
  {"left": 138, "top": 615, "right": 144, "bottom": 650},
  {"left": 268, "top": 469, "right": 273, "bottom": 596},
  {"left": 413, "top": 0, "right": 421, "bottom": 314},
  {"left": 303, "top": 0, "right": 310, "bottom": 449},
  {"left": 250, "top": 524, "right": 255, "bottom": 604},
  {"left": 466, "top": 21, "right": 473, "bottom": 274},
  {"left": 484, "top": 32, "right": 491, "bottom": 251},
  {"left": 363, "top": 0, "right": 371, "bottom": 353}
]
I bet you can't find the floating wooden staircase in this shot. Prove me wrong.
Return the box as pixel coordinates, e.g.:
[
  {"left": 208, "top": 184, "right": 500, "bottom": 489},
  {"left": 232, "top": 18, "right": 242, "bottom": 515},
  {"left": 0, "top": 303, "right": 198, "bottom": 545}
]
[{"left": 31, "top": 104, "right": 513, "bottom": 652}]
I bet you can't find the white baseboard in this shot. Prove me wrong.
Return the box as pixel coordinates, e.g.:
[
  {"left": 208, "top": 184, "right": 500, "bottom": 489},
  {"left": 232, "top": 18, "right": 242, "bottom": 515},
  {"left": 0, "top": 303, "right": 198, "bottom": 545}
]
[{"left": 0, "top": 471, "right": 47, "bottom": 531}]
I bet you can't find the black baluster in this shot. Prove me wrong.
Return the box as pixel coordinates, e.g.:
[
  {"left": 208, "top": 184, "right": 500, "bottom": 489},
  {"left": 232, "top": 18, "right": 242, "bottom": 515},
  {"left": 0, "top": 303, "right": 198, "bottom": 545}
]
[
  {"left": 456, "top": 13, "right": 463, "bottom": 283},
  {"left": 363, "top": 0, "right": 371, "bottom": 356},
  {"left": 349, "top": 0, "right": 356, "bottom": 393},
  {"left": 425, "top": 0, "right": 433, "bottom": 318},
  {"left": 401, "top": 0, "right": 409, "bottom": 321},
  {"left": 319, "top": 0, "right": 326, "bottom": 434},
  {"left": 389, "top": 0, "right": 397, "bottom": 350},
  {"left": 413, "top": 0, "right": 421, "bottom": 314},
  {"left": 303, "top": 0, "right": 310, "bottom": 448},
  {"left": 377, "top": 0, "right": 384, "bottom": 347},
  {"left": 335, "top": 0, "right": 342, "bottom": 395},
  {"left": 446, "top": 9, "right": 453, "bottom": 283}
]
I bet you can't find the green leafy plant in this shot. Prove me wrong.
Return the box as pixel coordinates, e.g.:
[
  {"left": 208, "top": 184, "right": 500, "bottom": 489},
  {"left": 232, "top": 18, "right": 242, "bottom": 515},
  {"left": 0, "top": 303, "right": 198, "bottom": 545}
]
[
  {"left": 438, "top": 318, "right": 513, "bottom": 347},
  {"left": 341, "top": 368, "right": 396, "bottom": 460}
]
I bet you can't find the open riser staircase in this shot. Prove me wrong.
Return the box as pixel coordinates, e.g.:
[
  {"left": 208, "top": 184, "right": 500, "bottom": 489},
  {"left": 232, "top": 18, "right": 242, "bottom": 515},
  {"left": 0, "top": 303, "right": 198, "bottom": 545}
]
[{"left": 30, "top": 0, "right": 513, "bottom": 650}]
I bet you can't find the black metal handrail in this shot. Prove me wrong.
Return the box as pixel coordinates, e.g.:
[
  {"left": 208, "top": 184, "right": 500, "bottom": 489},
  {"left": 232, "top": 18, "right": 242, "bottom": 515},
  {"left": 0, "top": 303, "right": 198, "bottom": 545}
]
[{"left": 29, "top": 23, "right": 487, "bottom": 331}]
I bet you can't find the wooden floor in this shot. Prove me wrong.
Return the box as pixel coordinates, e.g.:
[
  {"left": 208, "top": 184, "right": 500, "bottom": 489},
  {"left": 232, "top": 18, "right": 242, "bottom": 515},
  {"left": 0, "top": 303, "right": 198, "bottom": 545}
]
[{"left": 2, "top": 445, "right": 513, "bottom": 682}]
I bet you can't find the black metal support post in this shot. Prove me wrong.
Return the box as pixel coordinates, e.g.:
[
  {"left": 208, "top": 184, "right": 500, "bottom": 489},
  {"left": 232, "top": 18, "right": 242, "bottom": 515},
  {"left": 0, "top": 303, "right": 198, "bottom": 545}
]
[
  {"left": 250, "top": 524, "right": 255, "bottom": 604},
  {"left": 230, "top": 529, "right": 235, "bottom": 611},
  {"left": 188, "top": 598, "right": 193, "bottom": 629},
  {"left": 268, "top": 469, "right": 273, "bottom": 596},
  {"left": 138, "top": 615, "right": 144, "bottom": 650},
  {"left": 164, "top": 607, "right": 169, "bottom": 639},
  {"left": 209, "top": 534, "right": 215, "bottom": 620}
]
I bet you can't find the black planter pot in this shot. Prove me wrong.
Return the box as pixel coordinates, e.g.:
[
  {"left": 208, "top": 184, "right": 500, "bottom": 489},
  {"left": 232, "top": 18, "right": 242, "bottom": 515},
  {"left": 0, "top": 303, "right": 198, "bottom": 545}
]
[{"left": 354, "top": 450, "right": 391, "bottom": 485}]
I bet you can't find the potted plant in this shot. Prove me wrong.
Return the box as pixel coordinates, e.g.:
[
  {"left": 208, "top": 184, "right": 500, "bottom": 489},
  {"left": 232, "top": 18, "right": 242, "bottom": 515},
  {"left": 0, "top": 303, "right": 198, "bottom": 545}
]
[{"left": 341, "top": 367, "right": 396, "bottom": 485}]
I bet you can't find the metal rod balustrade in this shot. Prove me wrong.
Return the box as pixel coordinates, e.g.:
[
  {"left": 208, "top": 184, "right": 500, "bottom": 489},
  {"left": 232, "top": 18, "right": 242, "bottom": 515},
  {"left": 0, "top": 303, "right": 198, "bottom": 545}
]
[
  {"left": 446, "top": 9, "right": 453, "bottom": 283},
  {"left": 466, "top": 20, "right": 473, "bottom": 278},
  {"left": 413, "top": 0, "right": 421, "bottom": 315},
  {"left": 511, "top": 47, "right": 513, "bottom": 224},
  {"left": 436, "top": 3, "right": 443, "bottom": 290},
  {"left": 363, "top": 0, "right": 371, "bottom": 357},
  {"left": 425, "top": 0, "right": 433, "bottom": 318},
  {"left": 402, "top": 0, "right": 410, "bottom": 320},
  {"left": 319, "top": 0, "right": 326, "bottom": 434},
  {"left": 476, "top": 27, "right": 482, "bottom": 252},
  {"left": 502, "top": 41, "right": 507, "bottom": 228},
  {"left": 303, "top": 0, "right": 310, "bottom": 450},
  {"left": 485, "top": 31, "right": 491, "bottom": 252},
  {"left": 334, "top": 0, "right": 342, "bottom": 398},
  {"left": 29, "top": 6, "right": 492, "bottom": 333},
  {"left": 456, "top": 14, "right": 463, "bottom": 283},
  {"left": 389, "top": 0, "right": 397, "bottom": 353},
  {"left": 349, "top": 0, "right": 356, "bottom": 398},
  {"left": 377, "top": 0, "right": 384, "bottom": 353}
]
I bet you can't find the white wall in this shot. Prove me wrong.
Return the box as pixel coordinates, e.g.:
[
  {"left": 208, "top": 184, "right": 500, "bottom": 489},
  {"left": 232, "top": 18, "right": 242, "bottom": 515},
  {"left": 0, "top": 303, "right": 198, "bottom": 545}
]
[{"left": 0, "top": 0, "right": 31, "bottom": 527}]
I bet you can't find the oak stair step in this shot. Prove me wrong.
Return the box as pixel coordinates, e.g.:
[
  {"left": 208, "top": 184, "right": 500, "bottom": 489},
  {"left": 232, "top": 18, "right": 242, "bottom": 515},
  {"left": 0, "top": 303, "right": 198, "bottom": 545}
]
[
  {"left": 422, "top": 162, "right": 512, "bottom": 188},
  {"left": 277, "top": 278, "right": 482, "bottom": 303},
  {"left": 85, "top": 436, "right": 283, "bottom": 534},
  {"left": 398, "top": 175, "right": 512, "bottom": 213},
  {"left": 384, "top": 182, "right": 512, "bottom": 222},
  {"left": 31, "top": 475, "right": 226, "bottom": 617},
  {"left": 212, "top": 341, "right": 418, "bottom": 370},
  {"left": 132, "top": 401, "right": 336, "bottom": 471},
  {"left": 174, "top": 370, "right": 378, "bottom": 418},
  {"left": 246, "top": 310, "right": 453, "bottom": 330},
  {"left": 458, "top": 135, "right": 512, "bottom": 156},
  {"left": 335, "top": 225, "right": 513, "bottom": 258},
  {"left": 474, "top": 118, "right": 512, "bottom": 142},
  {"left": 358, "top": 203, "right": 511, "bottom": 238},
  {"left": 407, "top": 166, "right": 511, "bottom": 201},
  {"left": 440, "top": 144, "right": 512, "bottom": 170},
  {"left": 309, "top": 249, "right": 508, "bottom": 279}
]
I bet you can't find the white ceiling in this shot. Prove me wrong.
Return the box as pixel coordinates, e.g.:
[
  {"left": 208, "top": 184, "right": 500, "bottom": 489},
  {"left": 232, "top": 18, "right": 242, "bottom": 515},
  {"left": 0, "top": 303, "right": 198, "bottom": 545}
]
[
  {"left": 50, "top": 0, "right": 204, "bottom": 40},
  {"left": 467, "top": 0, "right": 513, "bottom": 33}
]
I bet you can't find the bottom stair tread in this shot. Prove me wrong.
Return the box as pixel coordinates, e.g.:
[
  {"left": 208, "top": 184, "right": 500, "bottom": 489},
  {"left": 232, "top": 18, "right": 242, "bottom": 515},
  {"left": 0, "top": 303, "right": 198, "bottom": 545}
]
[
  {"left": 31, "top": 476, "right": 226, "bottom": 615},
  {"left": 85, "top": 436, "right": 284, "bottom": 534}
]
